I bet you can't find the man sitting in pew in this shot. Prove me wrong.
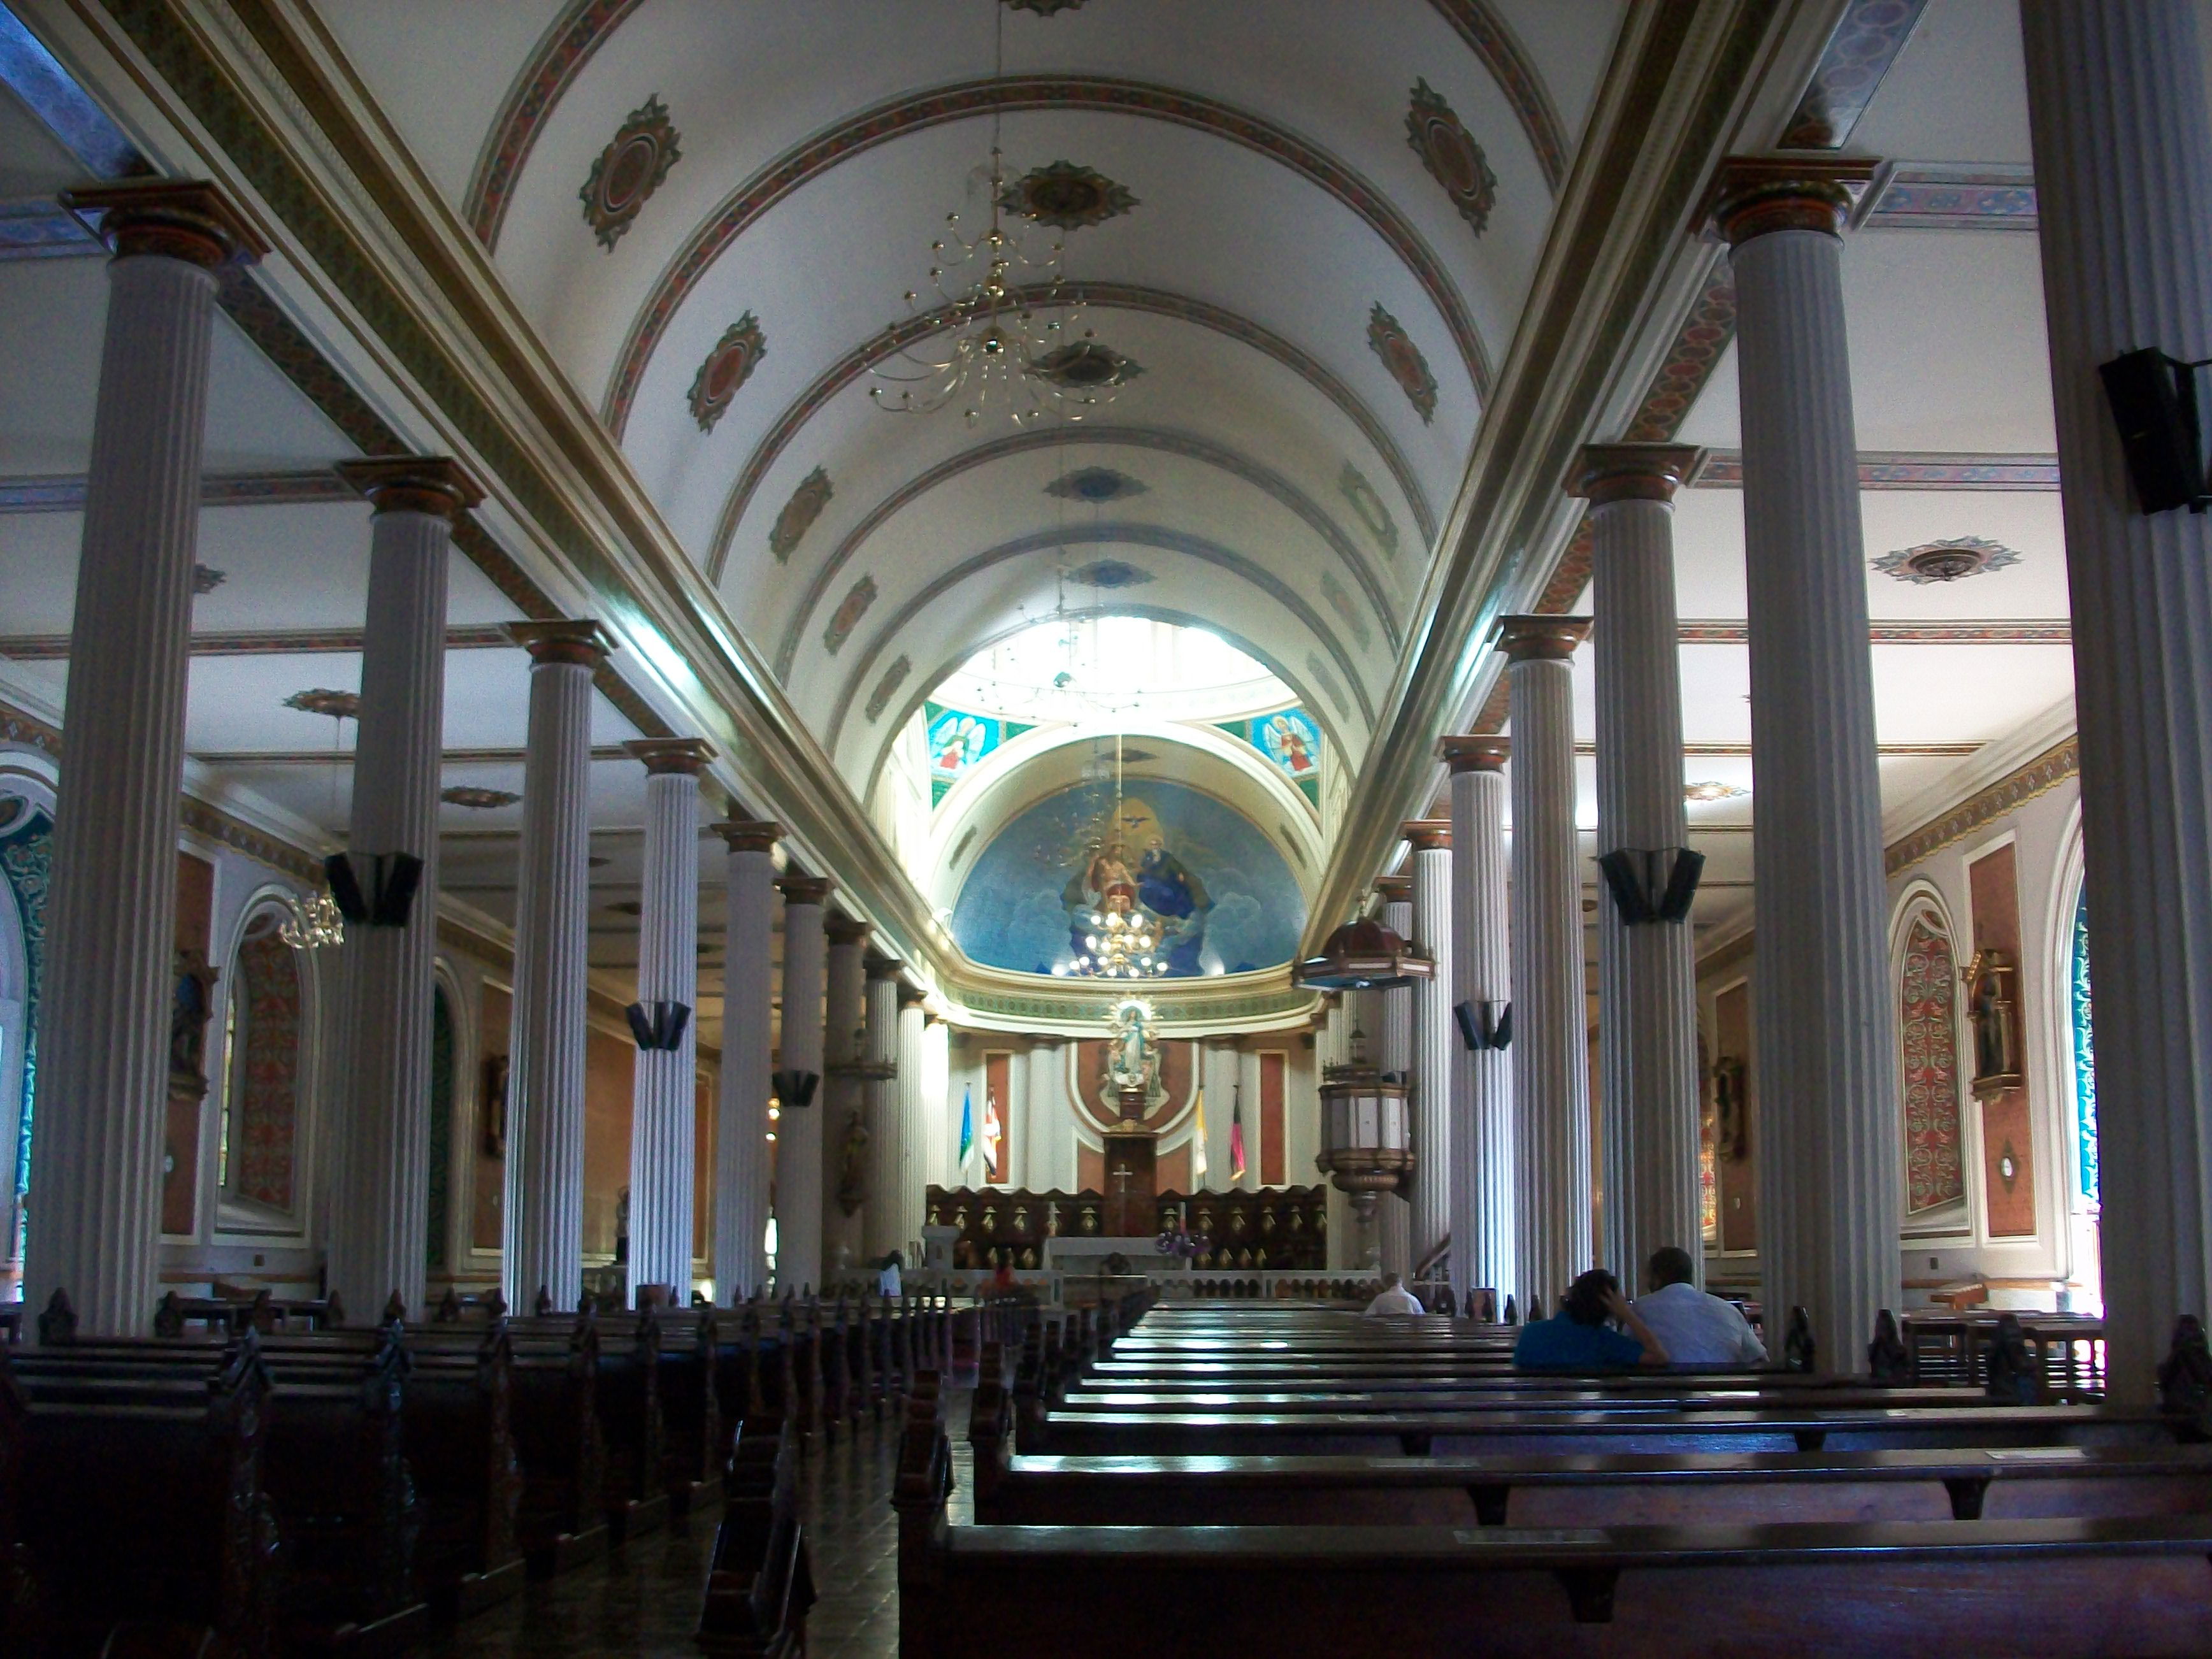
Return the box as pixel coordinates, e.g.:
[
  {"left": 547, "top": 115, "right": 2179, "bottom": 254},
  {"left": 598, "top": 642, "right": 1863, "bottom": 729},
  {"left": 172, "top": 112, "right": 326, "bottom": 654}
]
[
  {"left": 1361, "top": 1272, "right": 1426, "bottom": 1318},
  {"left": 1512, "top": 1269, "right": 1670, "bottom": 1369},
  {"left": 1633, "top": 1246, "right": 1767, "bottom": 1367}
]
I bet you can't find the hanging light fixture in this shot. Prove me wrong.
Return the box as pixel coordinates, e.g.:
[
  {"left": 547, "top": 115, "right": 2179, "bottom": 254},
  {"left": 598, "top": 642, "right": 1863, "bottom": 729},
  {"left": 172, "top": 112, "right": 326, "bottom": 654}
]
[
  {"left": 280, "top": 694, "right": 351, "bottom": 952},
  {"left": 866, "top": 6, "right": 1116, "bottom": 427}
]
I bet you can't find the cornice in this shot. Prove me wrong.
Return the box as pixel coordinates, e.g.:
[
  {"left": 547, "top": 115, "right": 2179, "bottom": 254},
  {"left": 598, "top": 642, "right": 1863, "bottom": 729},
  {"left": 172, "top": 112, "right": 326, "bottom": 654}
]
[
  {"left": 1885, "top": 736, "right": 2079, "bottom": 876},
  {"left": 78, "top": 0, "right": 951, "bottom": 987},
  {"left": 1302, "top": 0, "right": 1799, "bottom": 952}
]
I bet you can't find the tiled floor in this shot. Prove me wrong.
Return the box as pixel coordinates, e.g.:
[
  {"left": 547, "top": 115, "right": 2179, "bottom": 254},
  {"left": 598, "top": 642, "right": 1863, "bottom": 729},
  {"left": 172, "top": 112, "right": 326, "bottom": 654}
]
[{"left": 417, "top": 1392, "right": 968, "bottom": 1659}]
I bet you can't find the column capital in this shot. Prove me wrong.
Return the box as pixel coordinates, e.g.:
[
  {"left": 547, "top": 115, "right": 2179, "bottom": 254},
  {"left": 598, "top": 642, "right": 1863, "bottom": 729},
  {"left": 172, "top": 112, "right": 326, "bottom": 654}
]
[
  {"left": 506, "top": 619, "right": 616, "bottom": 668},
  {"left": 1437, "top": 734, "right": 1512, "bottom": 773},
  {"left": 711, "top": 818, "right": 782, "bottom": 853},
  {"left": 777, "top": 872, "right": 833, "bottom": 906},
  {"left": 336, "top": 456, "right": 485, "bottom": 521},
  {"left": 826, "top": 912, "right": 872, "bottom": 947},
  {"left": 1493, "top": 615, "right": 1591, "bottom": 662},
  {"left": 898, "top": 982, "right": 928, "bottom": 1009},
  {"left": 624, "top": 736, "right": 716, "bottom": 775},
  {"left": 865, "top": 953, "right": 903, "bottom": 982},
  {"left": 61, "top": 179, "right": 267, "bottom": 268},
  {"left": 1569, "top": 443, "right": 1705, "bottom": 505},
  {"left": 1704, "top": 155, "right": 1878, "bottom": 247},
  {"left": 1400, "top": 818, "right": 1452, "bottom": 851},
  {"left": 1372, "top": 873, "right": 1412, "bottom": 907}
]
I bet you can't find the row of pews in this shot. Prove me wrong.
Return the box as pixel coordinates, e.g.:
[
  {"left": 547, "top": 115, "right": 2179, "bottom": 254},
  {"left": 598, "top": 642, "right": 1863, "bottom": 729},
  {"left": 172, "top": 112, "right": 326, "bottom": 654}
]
[
  {"left": 0, "top": 1283, "right": 970, "bottom": 1659},
  {"left": 899, "top": 1298, "right": 2212, "bottom": 1658}
]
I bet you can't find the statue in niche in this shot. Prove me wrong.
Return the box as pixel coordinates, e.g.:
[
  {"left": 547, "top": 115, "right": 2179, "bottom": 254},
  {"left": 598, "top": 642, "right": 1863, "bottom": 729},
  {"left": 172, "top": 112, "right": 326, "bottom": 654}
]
[
  {"left": 1961, "top": 949, "right": 2024, "bottom": 1098},
  {"left": 1712, "top": 1054, "right": 1748, "bottom": 1161},
  {"left": 1104, "top": 995, "right": 1161, "bottom": 1104},
  {"left": 837, "top": 1109, "right": 870, "bottom": 1216},
  {"left": 170, "top": 949, "right": 220, "bottom": 1101}
]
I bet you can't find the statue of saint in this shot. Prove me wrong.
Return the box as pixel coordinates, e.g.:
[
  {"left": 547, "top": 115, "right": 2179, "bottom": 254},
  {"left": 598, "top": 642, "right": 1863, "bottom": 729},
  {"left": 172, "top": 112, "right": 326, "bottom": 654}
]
[{"left": 1105, "top": 996, "right": 1160, "bottom": 1099}]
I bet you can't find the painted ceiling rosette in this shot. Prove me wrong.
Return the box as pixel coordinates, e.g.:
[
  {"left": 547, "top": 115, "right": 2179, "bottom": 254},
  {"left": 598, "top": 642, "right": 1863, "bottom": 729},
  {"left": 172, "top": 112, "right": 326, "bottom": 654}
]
[
  {"left": 579, "top": 94, "right": 682, "bottom": 250},
  {"left": 442, "top": 786, "right": 521, "bottom": 810},
  {"left": 687, "top": 312, "right": 766, "bottom": 433},
  {"left": 1032, "top": 339, "right": 1143, "bottom": 389},
  {"left": 1405, "top": 78, "right": 1498, "bottom": 234},
  {"left": 768, "top": 465, "right": 833, "bottom": 564},
  {"left": 1338, "top": 461, "right": 1398, "bottom": 557},
  {"left": 1367, "top": 303, "right": 1437, "bottom": 424},
  {"left": 998, "top": 159, "right": 1138, "bottom": 231},
  {"left": 1045, "top": 466, "right": 1146, "bottom": 503}
]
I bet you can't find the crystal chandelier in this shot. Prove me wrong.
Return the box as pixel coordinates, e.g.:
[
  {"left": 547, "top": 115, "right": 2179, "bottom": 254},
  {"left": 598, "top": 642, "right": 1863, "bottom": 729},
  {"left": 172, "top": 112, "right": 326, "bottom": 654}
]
[
  {"left": 279, "top": 887, "right": 345, "bottom": 953},
  {"left": 866, "top": 11, "right": 1113, "bottom": 427},
  {"left": 1069, "top": 904, "right": 1167, "bottom": 979}
]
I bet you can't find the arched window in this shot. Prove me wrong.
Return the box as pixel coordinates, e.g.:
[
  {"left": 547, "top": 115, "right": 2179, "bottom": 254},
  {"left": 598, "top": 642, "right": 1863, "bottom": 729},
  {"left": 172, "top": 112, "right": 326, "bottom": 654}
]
[
  {"left": 219, "top": 908, "right": 303, "bottom": 1216},
  {"left": 1899, "top": 910, "right": 1967, "bottom": 1217},
  {"left": 2070, "top": 886, "right": 2098, "bottom": 1205},
  {"left": 0, "top": 794, "right": 53, "bottom": 1267}
]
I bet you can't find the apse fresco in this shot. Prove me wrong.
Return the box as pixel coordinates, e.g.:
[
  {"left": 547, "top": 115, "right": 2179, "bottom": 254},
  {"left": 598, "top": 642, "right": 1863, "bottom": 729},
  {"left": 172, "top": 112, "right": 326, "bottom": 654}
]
[{"left": 952, "top": 779, "right": 1304, "bottom": 979}]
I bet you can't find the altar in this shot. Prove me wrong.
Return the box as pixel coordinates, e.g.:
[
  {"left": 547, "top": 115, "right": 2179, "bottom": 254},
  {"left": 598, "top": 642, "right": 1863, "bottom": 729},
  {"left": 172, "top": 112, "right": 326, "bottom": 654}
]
[{"left": 1044, "top": 1236, "right": 1191, "bottom": 1274}]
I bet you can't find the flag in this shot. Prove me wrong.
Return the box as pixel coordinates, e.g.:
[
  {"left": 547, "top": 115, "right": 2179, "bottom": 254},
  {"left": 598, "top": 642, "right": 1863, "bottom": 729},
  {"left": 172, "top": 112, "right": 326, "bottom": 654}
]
[
  {"left": 1229, "top": 1083, "right": 1247, "bottom": 1182},
  {"left": 982, "top": 1088, "right": 1003, "bottom": 1181},
  {"left": 1190, "top": 1085, "right": 1209, "bottom": 1187},
  {"left": 959, "top": 1086, "right": 973, "bottom": 1169}
]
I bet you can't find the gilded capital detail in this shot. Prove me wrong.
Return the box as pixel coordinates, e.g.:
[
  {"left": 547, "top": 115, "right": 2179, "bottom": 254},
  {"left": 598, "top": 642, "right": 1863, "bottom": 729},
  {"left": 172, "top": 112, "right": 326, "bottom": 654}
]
[
  {"left": 506, "top": 619, "right": 616, "bottom": 668},
  {"left": 1494, "top": 615, "right": 1592, "bottom": 663},
  {"left": 337, "top": 456, "right": 485, "bottom": 521},
  {"left": 712, "top": 819, "right": 782, "bottom": 854},
  {"left": 1372, "top": 873, "right": 1413, "bottom": 906},
  {"left": 1400, "top": 818, "right": 1453, "bottom": 851},
  {"left": 61, "top": 180, "right": 268, "bottom": 268},
  {"left": 1570, "top": 443, "right": 1704, "bottom": 506},
  {"left": 1437, "top": 734, "right": 1512, "bottom": 773},
  {"left": 624, "top": 736, "right": 715, "bottom": 775},
  {"left": 1706, "top": 155, "right": 1879, "bottom": 247},
  {"left": 826, "top": 913, "right": 872, "bottom": 947},
  {"left": 777, "top": 873, "right": 833, "bottom": 907}
]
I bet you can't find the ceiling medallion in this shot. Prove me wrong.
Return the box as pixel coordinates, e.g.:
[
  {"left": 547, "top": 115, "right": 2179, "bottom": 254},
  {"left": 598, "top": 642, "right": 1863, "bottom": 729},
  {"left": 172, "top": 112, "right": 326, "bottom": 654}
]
[
  {"left": 768, "top": 465, "right": 833, "bottom": 564},
  {"left": 1684, "top": 781, "right": 1748, "bottom": 803},
  {"left": 687, "top": 312, "right": 766, "bottom": 433},
  {"left": 579, "top": 94, "right": 682, "bottom": 251},
  {"left": 1068, "top": 558, "right": 1153, "bottom": 589},
  {"left": 1339, "top": 462, "right": 1399, "bottom": 558},
  {"left": 284, "top": 687, "right": 358, "bottom": 719},
  {"left": 1367, "top": 303, "right": 1437, "bottom": 424},
  {"left": 1405, "top": 80, "right": 1498, "bottom": 235},
  {"left": 1003, "top": 0, "right": 1087, "bottom": 12},
  {"left": 1033, "top": 340, "right": 1142, "bottom": 390},
  {"left": 1871, "top": 535, "right": 2022, "bottom": 584},
  {"left": 1045, "top": 466, "right": 1146, "bottom": 504},
  {"left": 442, "top": 786, "right": 520, "bottom": 810},
  {"left": 999, "top": 159, "right": 1138, "bottom": 232},
  {"left": 865, "top": 654, "right": 912, "bottom": 723},
  {"left": 192, "top": 563, "right": 226, "bottom": 595},
  {"left": 822, "top": 573, "right": 879, "bottom": 656}
]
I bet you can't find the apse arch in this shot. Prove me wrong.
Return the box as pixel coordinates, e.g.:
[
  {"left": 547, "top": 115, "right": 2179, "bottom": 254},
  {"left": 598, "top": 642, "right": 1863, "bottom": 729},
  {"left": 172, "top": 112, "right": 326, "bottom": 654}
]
[
  {"left": 773, "top": 422, "right": 1399, "bottom": 680},
  {"left": 710, "top": 282, "right": 1439, "bottom": 585},
  {"left": 822, "top": 522, "right": 1379, "bottom": 761}
]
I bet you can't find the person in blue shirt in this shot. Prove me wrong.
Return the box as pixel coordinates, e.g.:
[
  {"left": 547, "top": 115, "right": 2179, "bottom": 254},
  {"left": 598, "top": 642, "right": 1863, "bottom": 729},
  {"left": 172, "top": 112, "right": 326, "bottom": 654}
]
[{"left": 1513, "top": 1268, "right": 1672, "bottom": 1370}]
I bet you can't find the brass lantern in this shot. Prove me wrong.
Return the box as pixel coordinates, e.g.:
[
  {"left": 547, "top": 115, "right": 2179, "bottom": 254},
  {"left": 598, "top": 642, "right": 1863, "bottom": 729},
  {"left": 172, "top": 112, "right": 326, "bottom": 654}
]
[{"left": 1314, "top": 1026, "right": 1413, "bottom": 1267}]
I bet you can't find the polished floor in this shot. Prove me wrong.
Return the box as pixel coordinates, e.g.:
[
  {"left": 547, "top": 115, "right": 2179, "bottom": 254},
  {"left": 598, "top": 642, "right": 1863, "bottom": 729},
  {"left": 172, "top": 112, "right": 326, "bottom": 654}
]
[{"left": 417, "top": 1393, "right": 966, "bottom": 1659}]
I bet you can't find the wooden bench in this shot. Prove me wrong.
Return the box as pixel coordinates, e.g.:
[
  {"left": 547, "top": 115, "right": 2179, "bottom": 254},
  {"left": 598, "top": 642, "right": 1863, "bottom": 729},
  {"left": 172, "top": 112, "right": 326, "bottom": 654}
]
[{"left": 696, "top": 1415, "right": 814, "bottom": 1656}]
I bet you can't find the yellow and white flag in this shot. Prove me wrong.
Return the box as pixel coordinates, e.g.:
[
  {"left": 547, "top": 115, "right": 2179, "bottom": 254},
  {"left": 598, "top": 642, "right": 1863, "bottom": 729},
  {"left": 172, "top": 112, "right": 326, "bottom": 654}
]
[{"left": 1190, "top": 1084, "right": 1209, "bottom": 1188}]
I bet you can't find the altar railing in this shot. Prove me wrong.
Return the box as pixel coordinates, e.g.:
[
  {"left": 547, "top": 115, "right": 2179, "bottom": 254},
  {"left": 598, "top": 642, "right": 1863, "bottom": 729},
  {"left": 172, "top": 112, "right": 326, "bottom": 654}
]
[{"left": 924, "top": 1184, "right": 1330, "bottom": 1270}]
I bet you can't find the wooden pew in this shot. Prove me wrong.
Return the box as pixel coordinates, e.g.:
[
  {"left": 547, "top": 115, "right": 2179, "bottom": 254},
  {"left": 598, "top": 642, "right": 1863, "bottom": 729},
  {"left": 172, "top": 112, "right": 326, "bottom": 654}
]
[
  {"left": 695, "top": 1416, "right": 815, "bottom": 1656},
  {"left": 4, "top": 1337, "right": 281, "bottom": 1659},
  {"left": 502, "top": 1313, "right": 609, "bottom": 1574}
]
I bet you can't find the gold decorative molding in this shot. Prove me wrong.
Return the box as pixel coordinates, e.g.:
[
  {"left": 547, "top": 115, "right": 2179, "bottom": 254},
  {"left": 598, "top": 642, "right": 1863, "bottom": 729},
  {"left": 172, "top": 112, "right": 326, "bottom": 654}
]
[{"left": 1885, "top": 738, "right": 2079, "bottom": 875}]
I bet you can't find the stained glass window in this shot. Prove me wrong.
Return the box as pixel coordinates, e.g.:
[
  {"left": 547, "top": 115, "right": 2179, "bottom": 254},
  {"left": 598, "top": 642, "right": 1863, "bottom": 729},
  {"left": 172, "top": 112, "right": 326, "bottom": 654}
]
[{"left": 2071, "top": 887, "right": 2099, "bottom": 1205}]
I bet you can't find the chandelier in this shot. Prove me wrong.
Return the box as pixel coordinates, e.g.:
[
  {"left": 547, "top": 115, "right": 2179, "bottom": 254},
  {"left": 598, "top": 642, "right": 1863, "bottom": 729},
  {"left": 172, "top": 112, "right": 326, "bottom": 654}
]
[
  {"left": 866, "top": 11, "right": 1113, "bottom": 427},
  {"left": 279, "top": 887, "right": 345, "bottom": 953},
  {"left": 1070, "top": 903, "right": 1168, "bottom": 979}
]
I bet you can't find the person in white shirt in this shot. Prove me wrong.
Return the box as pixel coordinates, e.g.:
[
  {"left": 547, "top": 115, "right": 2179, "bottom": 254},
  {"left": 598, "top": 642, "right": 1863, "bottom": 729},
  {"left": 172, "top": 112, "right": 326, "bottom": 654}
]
[
  {"left": 1363, "top": 1272, "right": 1426, "bottom": 1318},
  {"left": 1631, "top": 1246, "right": 1766, "bottom": 1367}
]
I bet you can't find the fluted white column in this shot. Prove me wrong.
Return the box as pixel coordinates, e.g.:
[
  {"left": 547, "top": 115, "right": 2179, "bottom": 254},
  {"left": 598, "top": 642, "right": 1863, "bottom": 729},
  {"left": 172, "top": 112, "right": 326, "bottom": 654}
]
[
  {"left": 1440, "top": 739, "right": 1518, "bottom": 1316},
  {"left": 501, "top": 621, "right": 613, "bottom": 1313},
  {"left": 1576, "top": 446, "right": 1705, "bottom": 1293},
  {"left": 1403, "top": 822, "right": 1454, "bottom": 1275},
  {"left": 860, "top": 958, "right": 903, "bottom": 1261},
  {"left": 894, "top": 992, "right": 928, "bottom": 1258},
  {"left": 821, "top": 914, "right": 868, "bottom": 1273},
  {"left": 711, "top": 821, "right": 778, "bottom": 1300},
  {"left": 773, "top": 877, "right": 830, "bottom": 1292},
  {"left": 1375, "top": 880, "right": 1416, "bottom": 1279},
  {"left": 326, "top": 458, "right": 480, "bottom": 1318},
  {"left": 624, "top": 738, "right": 711, "bottom": 1304},
  {"left": 1714, "top": 159, "right": 1901, "bottom": 1363},
  {"left": 1498, "top": 620, "right": 1595, "bottom": 1316},
  {"left": 2022, "top": 1, "right": 2212, "bottom": 1398},
  {"left": 27, "top": 184, "right": 261, "bottom": 1337},
  {"left": 921, "top": 1016, "right": 951, "bottom": 1194}
]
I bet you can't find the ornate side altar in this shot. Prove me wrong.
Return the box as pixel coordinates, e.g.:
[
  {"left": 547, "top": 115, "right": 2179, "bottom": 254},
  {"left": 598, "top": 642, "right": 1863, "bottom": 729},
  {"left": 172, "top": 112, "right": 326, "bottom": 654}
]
[{"left": 923, "top": 1183, "right": 1328, "bottom": 1271}]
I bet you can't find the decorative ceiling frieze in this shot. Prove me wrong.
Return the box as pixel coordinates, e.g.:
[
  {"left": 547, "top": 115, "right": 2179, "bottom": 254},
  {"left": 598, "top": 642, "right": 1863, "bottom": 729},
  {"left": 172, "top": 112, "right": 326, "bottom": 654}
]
[
  {"left": 767, "top": 465, "right": 833, "bottom": 564},
  {"left": 822, "top": 574, "right": 879, "bottom": 656},
  {"left": 1885, "top": 738, "right": 2078, "bottom": 875},
  {"left": 769, "top": 422, "right": 1398, "bottom": 681},
  {"left": 578, "top": 92, "right": 681, "bottom": 249},
  {"left": 1421, "top": 0, "right": 1569, "bottom": 191},
  {"left": 601, "top": 75, "right": 1491, "bottom": 436},
  {"left": 1861, "top": 163, "right": 2037, "bottom": 231},
  {"left": 1337, "top": 461, "right": 1399, "bottom": 558},
  {"left": 713, "top": 281, "right": 1436, "bottom": 589},
  {"left": 999, "top": 159, "right": 1137, "bottom": 230},
  {"left": 1405, "top": 79, "right": 1497, "bottom": 234},
  {"left": 1691, "top": 450, "right": 2060, "bottom": 490},
  {"left": 1366, "top": 301, "right": 1438, "bottom": 423},
  {"left": 864, "top": 654, "right": 913, "bottom": 723},
  {"left": 1779, "top": 0, "right": 1932, "bottom": 149},
  {"left": 1044, "top": 466, "right": 1146, "bottom": 503},
  {"left": 0, "top": 624, "right": 515, "bottom": 660},
  {"left": 687, "top": 312, "right": 767, "bottom": 431},
  {"left": 0, "top": 468, "right": 351, "bottom": 514}
]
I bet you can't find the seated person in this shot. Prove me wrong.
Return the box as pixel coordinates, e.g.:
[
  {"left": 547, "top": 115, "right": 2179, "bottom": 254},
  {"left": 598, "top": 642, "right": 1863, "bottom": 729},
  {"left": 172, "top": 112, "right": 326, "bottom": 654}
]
[
  {"left": 1513, "top": 1268, "right": 1670, "bottom": 1369},
  {"left": 1362, "top": 1271, "right": 1426, "bottom": 1318},
  {"left": 1632, "top": 1246, "right": 1767, "bottom": 1367}
]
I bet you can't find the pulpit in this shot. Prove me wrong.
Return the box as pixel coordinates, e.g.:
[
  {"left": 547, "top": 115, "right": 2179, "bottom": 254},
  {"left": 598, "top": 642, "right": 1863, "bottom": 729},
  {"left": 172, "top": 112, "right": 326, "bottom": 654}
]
[{"left": 1102, "top": 1082, "right": 1158, "bottom": 1237}]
